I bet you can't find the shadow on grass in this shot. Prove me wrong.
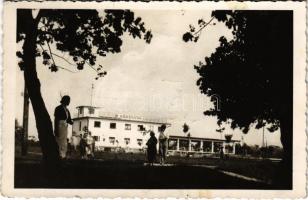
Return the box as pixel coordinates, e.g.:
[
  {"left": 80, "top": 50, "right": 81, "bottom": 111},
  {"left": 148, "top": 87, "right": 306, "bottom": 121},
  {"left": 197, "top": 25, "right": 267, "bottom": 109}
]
[
  {"left": 15, "top": 158, "right": 285, "bottom": 189},
  {"left": 14, "top": 145, "right": 291, "bottom": 189}
]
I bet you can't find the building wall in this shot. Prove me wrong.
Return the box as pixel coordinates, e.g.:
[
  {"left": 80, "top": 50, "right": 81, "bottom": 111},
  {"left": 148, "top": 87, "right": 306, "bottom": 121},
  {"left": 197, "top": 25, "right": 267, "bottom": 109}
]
[
  {"left": 168, "top": 136, "right": 239, "bottom": 154},
  {"left": 76, "top": 107, "right": 98, "bottom": 118},
  {"left": 72, "top": 118, "right": 89, "bottom": 136},
  {"left": 72, "top": 117, "right": 162, "bottom": 150},
  {"left": 72, "top": 106, "right": 239, "bottom": 154}
]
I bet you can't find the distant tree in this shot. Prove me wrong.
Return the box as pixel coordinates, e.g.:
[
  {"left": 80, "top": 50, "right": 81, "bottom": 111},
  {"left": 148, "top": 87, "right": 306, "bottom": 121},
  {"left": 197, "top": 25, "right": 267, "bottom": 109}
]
[
  {"left": 182, "top": 123, "right": 191, "bottom": 138},
  {"left": 183, "top": 11, "right": 292, "bottom": 175},
  {"left": 224, "top": 134, "right": 232, "bottom": 143},
  {"left": 269, "top": 145, "right": 284, "bottom": 158},
  {"left": 17, "top": 9, "right": 152, "bottom": 166}
]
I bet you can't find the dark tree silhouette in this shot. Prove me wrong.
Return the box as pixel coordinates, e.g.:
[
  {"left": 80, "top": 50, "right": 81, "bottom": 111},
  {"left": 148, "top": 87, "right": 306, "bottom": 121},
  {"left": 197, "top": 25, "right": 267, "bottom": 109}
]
[
  {"left": 17, "top": 9, "right": 152, "bottom": 166},
  {"left": 224, "top": 134, "right": 232, "bottom": 143},
  {"left": 182, "top": 123, "right": 189, "bottom": 134},
  {"left": 182, "top": 123, "right": 191, "bottom": 138},
  {"left": 183, "top": 11, "right": 292, "bottom": 186}
]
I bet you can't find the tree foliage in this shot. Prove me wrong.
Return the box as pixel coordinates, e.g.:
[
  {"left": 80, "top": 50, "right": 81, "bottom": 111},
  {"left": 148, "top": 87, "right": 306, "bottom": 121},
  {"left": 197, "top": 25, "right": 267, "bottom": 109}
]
[
  {"left": 182, "top": 17, "right": 215, "bottom": 43},
  {"left": 182, "top": 123, "right": 190, "bottom": 133},
  {"left": 17, "top": 9, "right": 152, "bottom": 78},
  {"left": 16, "top": 9, "right": 152, "bottom": 163},
  {"left": 183, "top": 11, "right": 292, "bottom": 134},
  {"left": 182, "top": 123, "right": 191, "bottom": 138}
]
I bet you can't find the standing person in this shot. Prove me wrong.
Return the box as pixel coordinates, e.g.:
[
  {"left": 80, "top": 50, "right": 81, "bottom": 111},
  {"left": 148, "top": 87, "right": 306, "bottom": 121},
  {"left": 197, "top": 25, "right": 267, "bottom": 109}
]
[
  {"left": 71, "top": 132, "right": 80, "bottom": 154},
  {"left": 54, "top": 95, "right": 73, "bottom": 159},
  {"left": 66, "top": 138, "right": 72, "bottom": 158},
  {"left": 79, "top": 133, "right": 86, "bottom": 159},
  {"left": 146, "top": 131, "right": 158, "bottom": 166},
  {"left": 220, "top": 146, "right": 224, "bottom": 160},
  {"left": 86, "top": 132, "right": 95, "bottom": 159},
  {"left": 158, "top": 124, "right": 168, "bottom": 165}
]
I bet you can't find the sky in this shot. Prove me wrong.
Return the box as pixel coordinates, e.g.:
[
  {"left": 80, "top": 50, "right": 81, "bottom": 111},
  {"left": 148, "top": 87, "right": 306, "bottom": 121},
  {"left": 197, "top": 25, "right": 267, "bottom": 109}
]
[{"left": 15, "top": 9, "right": 282, "bottom": 147}]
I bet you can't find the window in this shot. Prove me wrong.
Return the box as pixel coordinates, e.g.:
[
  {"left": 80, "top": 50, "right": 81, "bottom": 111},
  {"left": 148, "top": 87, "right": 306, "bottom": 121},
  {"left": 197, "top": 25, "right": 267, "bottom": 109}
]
[
  {"left": 94, "top": 121, "right": 101, "bottom": 128},
  {"left": 89, "top": 107, "right": 95, "bottom": 114},
  {"left": 137, "top": 125, "right": 145, "bottom": 131},
  {"left": 93, "top": 136, "right": 100, "bottom": 141},
  {"left": 79, "top": 108, "right": 83, "bottom": 115},
  {"left": 168, "top": 139, "right": 178, "bottom": 150},
  {"left": 79, "top": 121, "right": 82, "bottom": 131},
  {"left": 191, "top": 140, "right": 201, "bottom": 151},
  {"left": 225, "top": 144, "right": 234, "bottom": 154},
  {"left": 124, "top": 138, "right": 130, "bottom": 145},
  {"left": 179, "top": 139, "right": 189, "bottom": 151},
  {"left": 110, "top": 123, "right": 116, "bottom": 129},
  {"left": 203, "top": 141, "right": 212, "bottom": 152},
  {"left": 109, "top": 137, "right": 115, "bottom": 144},
  {"left": 137, "top": 139, "right": 143, "bottom": 146},
  {"left": 214, "top": 142, "right": 223, "bottom": 153},
  {"left": 125, "top": 124, "right": 131, "bottom": 130}
]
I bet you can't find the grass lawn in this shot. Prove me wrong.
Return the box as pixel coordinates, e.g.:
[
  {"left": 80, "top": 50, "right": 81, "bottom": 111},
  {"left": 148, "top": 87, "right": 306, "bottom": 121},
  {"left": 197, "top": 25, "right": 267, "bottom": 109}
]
[
  {"left": 14, "top": 145, "right": 290, "bottom": 189},
  {"left": 93, "top": 151, "right": 280, "bottom": 184}
]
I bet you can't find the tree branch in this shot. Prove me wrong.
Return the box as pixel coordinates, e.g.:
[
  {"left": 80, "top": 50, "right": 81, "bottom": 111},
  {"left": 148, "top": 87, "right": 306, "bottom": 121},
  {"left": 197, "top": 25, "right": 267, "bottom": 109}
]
[
  {"left": 46, "top": 42, "right": 56, "bottom": 66},
  {"left": 84, "top": 60, "right": 99, "bottom": 73},
  {"left": 57, "top": 65, "right": 78, "bottom": 73},
  {"left": 39, "top": 44, "right": 78, "bottom": 73},
  {"left": 193, "top": 17, "right": 215, "bottom": 36},
  {"left": 51, "top": 53, "right": 76, "bottom": 67},
  {"left": 34, "top": 10, "right": 46, "bottom": 25}
]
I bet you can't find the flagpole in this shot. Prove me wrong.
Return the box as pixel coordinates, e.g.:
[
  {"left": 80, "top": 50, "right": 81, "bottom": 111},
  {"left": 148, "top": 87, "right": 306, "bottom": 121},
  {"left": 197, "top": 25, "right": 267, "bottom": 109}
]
[{"left": 90, "top": 83, "right": 94, "bottom": 106}]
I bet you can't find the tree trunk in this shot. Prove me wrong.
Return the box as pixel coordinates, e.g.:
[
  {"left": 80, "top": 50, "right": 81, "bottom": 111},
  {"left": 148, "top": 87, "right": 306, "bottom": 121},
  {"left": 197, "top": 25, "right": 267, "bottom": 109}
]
[
  {"left": 21, "top": 10, "right": 60, "bottom": 167},
  {"left": 21, "top": 86, "right": 29, "bottom": 156},
  {"left": 277, "top": 114, "right": 292, "bottom": 188}
]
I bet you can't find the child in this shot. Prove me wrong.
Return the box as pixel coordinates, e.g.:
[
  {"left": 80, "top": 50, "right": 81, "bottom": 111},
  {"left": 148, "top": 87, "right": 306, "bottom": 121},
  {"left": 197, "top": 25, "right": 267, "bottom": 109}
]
[
  {"left": 79, "top": 133, "right": 87, "bottom": 159},
  {"left": 85, "top": 132, "right": 95, "bottom": 159}
]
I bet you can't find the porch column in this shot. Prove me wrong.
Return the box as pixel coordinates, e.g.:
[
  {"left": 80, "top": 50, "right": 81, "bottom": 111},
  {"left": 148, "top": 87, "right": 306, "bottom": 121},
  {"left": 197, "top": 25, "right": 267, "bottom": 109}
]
[
  {"left": 176, "top": 138, "right": 180, "bottom": 151},
  {"left": 232, "top": 142, "right": 236, "bottom": 154},
  {"left": 188, "top": 139, "right": 191, "bottom": 152},
  {"left": 200, "top": 140, "right": 203, "bottom": 152},
  {"left": 211, "top": 141, "right": 214, "bottom": 153}
]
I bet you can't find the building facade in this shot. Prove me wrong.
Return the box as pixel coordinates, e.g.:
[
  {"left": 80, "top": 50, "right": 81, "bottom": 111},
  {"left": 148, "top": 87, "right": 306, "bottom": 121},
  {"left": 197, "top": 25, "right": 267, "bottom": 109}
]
[
  {"left": 72, "top": 106, "right": 239, "bottom": 154},
  {"left": 168, "top": 136, "right": 238, "bottom": 154},
  {"left": 72, "top": 106, "right": 168, "bottom": 151}
]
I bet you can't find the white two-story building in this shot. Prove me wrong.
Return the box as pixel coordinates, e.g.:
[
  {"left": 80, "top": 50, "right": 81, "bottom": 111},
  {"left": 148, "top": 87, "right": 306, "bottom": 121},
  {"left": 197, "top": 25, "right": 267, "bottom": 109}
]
[
  {"left": 72, "top": 105, "right": 240, "bottom": 154},
  {"left": 72, "top": 106, "right": 169, "bottom": 151}
]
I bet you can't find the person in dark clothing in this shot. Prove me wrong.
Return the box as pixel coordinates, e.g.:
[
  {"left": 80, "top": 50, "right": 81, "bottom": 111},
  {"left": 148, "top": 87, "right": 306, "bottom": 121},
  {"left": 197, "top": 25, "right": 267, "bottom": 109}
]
[
  {"left": 220, "top": 146, "right": 224, "bottom": 160},
  {"left": 54, "top": 95, "right": 73, "bottom": 159},
  {"left": 146, "top": 131, "right": 158, "bottom": 166},
  {"left": 79, "top": 134, "right": 86, "bottom": 158},
  {"left": 66, "top": 138, "right": 72, "bottom": 157}
]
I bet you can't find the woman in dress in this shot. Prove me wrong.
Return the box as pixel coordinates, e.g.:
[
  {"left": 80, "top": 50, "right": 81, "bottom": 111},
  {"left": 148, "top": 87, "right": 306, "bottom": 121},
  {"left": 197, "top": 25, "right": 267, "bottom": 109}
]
[
  {"left": 54, "top": 95, "right": 73, "bottom": 159},
  {"left": 146, "top": 131, "right": 158, "bottom": 165}
]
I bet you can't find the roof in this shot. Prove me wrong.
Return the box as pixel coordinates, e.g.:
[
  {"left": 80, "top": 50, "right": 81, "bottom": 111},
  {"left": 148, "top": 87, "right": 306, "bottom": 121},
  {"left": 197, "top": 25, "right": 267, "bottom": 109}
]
[
  {"left": 76, "top": 105, "right": 100, "bottom": 109},
  {"left": 72, "top": 116, "right": 171, "bottom": 126},
  {"left": 169, "top": 135, "right": 240, "bottom": 142}
]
